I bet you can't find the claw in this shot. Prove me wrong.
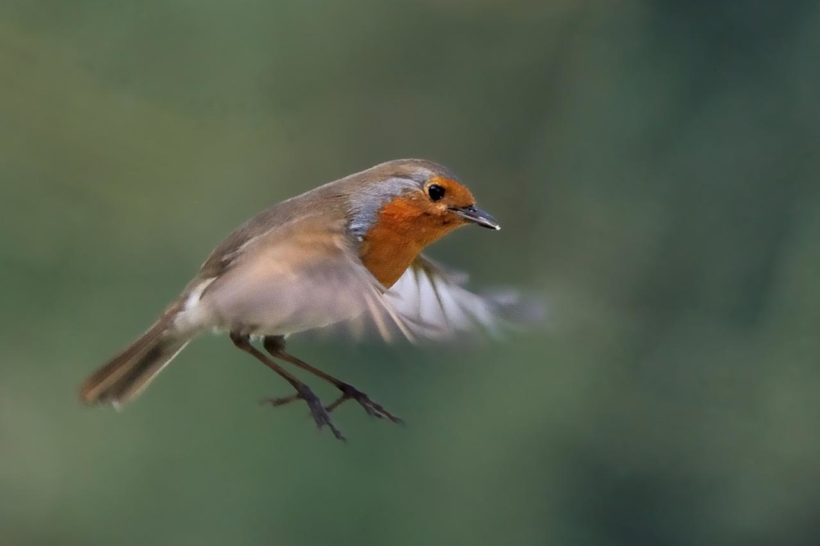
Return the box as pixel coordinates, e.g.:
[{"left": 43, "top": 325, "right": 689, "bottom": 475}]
[
  {"left": 326, "top": 384, "right": 403, "bottom": 425},
  {"left": 261, "top": 386, "right": 346, "bottom": 441}
]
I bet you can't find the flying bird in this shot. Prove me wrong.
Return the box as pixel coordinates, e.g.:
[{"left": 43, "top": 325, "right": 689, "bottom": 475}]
[{"left": 80, "top": 159, "right": 533, "bottom": 440}]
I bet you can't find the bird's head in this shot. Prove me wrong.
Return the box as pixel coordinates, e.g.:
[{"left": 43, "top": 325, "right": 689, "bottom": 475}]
[
  {"left": 347, "top": 159, "right": 500, "bottom": 287},
  {"left": 348, "top": 159, "right": 499, "bottom": 243}
]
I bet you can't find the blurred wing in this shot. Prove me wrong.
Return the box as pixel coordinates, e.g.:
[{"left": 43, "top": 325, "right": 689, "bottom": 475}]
[
  {"left": 385, "top": 255, "right": 542, "bottom": 340},
  {"left": 322, "top": 254, "right": 543, "bottom": 342},
  {"left": 195, "top": 215, "right": 418, "bottom": 341}
]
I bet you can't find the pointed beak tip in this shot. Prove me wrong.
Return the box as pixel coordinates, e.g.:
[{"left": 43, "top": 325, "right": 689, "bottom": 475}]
[
  {"left": 479, "top": 219, "right": 501, "bottom": 231},
  {"left": 451, "top": 205, "right": 500, "bottom": 231}
]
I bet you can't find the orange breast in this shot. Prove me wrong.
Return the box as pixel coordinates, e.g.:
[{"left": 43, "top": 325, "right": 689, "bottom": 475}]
[{"left": 359, "top": 196, "right": 459, "bottom": 287}]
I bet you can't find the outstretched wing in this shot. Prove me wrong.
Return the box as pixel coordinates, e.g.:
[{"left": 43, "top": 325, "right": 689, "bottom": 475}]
[
  {"left": 383, "top": 255, "right": 541, "bottom": 340},
  {"left": 322, "top": 254, "right": 542, "bottom": 342}
]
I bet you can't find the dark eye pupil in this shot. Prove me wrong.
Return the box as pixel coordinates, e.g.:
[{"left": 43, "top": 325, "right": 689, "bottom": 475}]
[{"left": 428, "top": 184, "right": 446, "bottom": 201}]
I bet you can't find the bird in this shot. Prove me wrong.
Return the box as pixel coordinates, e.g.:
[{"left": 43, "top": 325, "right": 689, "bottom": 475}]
[{"left": 80, "top": 158, "right": 532, "bottom": 440}]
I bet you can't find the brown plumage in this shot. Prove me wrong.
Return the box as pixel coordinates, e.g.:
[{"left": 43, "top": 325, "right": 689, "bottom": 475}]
[{"left": 80, "top": 158, "right": 532, "bottom": 440}]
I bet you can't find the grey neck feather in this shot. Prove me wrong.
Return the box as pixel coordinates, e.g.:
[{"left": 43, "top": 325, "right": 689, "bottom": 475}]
[{"left": 347, "top": 177, "right": 422, "bottom": 241}]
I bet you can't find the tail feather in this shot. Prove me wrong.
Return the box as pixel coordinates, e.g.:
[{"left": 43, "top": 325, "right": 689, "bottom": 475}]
[{"left": 80, "top": 319, "right": 190, "bottom": 407}]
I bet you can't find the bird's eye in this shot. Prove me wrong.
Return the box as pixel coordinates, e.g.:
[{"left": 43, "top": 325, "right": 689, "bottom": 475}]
[{"left": 427, "top": 184, "right": 446, "bottom": 201}]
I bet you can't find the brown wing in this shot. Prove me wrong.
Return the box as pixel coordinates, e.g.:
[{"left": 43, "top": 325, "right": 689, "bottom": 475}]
[
  {"left": 195, "top": 183, "right": 351, "bottom": 281},
  {"left": 197, "top": 200, "right": 307, "bottom": 281},
  {"left": 192, "top": 211, "right": 418, "bottom": 339}
]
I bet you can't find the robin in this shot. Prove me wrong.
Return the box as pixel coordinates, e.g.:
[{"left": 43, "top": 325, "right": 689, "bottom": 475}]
[{"left": 80, "top": 158, "right": 528, "bottom": 440}]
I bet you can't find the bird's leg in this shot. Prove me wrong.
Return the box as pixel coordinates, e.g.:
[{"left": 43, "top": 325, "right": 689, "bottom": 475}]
[
  {"left": 263, "top": 336, "right": 403, "bottom": 424},
  {"left": 229, "top": 333, "right": 345, "bottom": 441}
]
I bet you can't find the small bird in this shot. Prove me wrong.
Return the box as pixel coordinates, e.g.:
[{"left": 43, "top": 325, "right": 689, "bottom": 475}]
[{"left": 80, "top": 158, "right": 528, "bottom": 440}]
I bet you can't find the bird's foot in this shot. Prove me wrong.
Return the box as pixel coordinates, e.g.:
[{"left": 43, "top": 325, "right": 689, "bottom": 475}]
[
  {"left": 326, "top": 383, "right": 403, "bottom": 424},
  {"left": 261, "top": 385, "right": 345, "bottom": 441}
]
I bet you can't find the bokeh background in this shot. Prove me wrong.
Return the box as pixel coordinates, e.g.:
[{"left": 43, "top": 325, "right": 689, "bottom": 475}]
[{"left": 3, "top": 1, "right": 820, "bottom": 545}]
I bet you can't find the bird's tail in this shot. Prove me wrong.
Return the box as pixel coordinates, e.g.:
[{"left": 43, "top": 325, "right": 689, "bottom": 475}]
[{"left": 80, "top": 315, "right": 191, "bottom": 407}]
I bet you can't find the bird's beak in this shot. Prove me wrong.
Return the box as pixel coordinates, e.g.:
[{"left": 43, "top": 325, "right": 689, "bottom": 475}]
[{"left": 450, "top": 205, "right": 501, "bottom": 230}]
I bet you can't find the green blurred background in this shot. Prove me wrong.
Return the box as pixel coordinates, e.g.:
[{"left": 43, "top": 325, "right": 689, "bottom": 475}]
[{"left": 2, "top": 1, "right": 820, "bottom": 545}]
